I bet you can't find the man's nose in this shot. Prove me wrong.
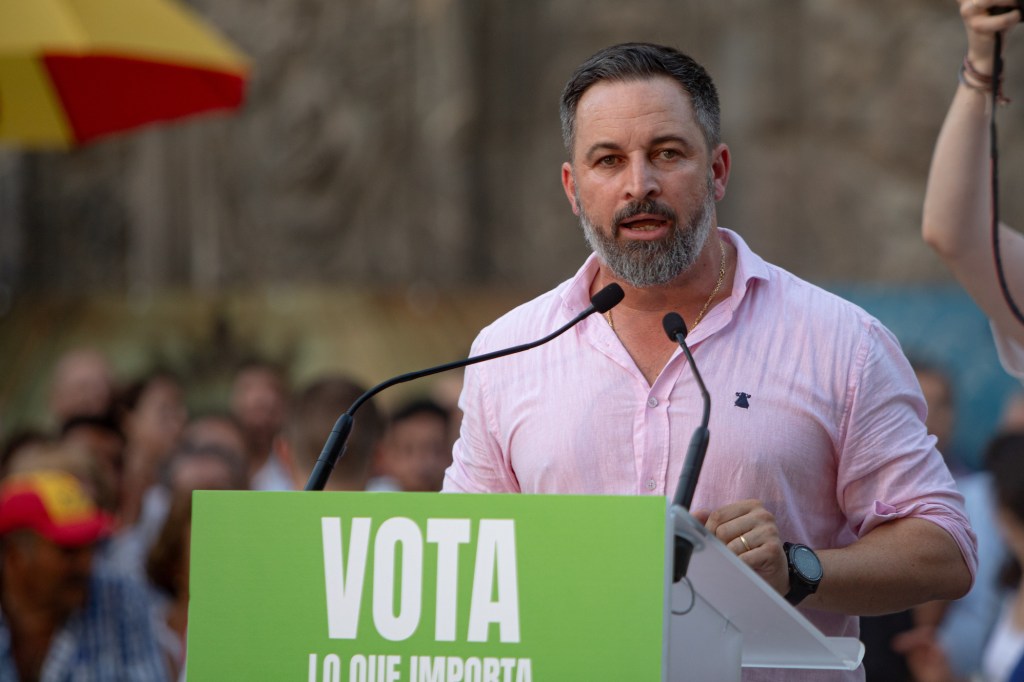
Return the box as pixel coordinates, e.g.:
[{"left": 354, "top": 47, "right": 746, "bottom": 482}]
[{"left": 625, "top": 159, "right": 660, "bottom": 200}]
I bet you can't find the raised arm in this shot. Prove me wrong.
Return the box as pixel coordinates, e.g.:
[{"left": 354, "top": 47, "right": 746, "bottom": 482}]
[{"left": 922, "top": 0, "right": 1024, "bottom": 345}]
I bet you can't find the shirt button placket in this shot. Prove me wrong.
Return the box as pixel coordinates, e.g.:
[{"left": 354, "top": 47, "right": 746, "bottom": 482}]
[{"left": 642, "top": 394, "right": 664, "bottom": 494}]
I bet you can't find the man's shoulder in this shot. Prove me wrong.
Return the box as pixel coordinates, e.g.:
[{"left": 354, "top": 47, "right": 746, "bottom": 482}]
[
  {"left": 473, "top": 277, "right": 579, "bottom": 352},
  {"left": 756, "top": 258, "right": 881, "bottom": 331},
  {"left": 728, "top": 230, "right": 879, "bottom": 332}
]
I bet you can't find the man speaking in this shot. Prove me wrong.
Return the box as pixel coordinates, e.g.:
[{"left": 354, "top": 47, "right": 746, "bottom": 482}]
[{"left": 442, "top": 43, "right": 977, "bottom": 681}]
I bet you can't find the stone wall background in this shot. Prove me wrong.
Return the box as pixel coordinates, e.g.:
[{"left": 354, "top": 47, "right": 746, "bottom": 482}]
[
  {"left": 3, "top": 0, "right": 1022, "bottom": 299},
  {"left": 2, "top": 0, "right": 1024, "bottom": 450}
]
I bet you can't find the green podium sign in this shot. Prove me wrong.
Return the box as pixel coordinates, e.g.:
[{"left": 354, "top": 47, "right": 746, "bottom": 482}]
[{"left": 188, "top": 491, "right": 669, "bottom": 681}]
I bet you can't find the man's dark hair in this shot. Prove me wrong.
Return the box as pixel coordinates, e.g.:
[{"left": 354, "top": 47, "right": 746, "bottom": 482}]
[
  {"left": 559, "top": 42, "right": 721, "bottom": 156},
  {"left": 115, "top": 368, "right": 181, "bottom": 413},
  {"left": 987, "top": 432, "right": 1024, "bottom": 523},
  {"left": 389, "top": 398, "right": 449, "bottom": 429},
  {"left": 0, "top": 429, "right": 50, "bottom": 478},
  {"left": 288, "top": 375, "right": 383, "bottom": 476},
  {"left": 60, "top": 412, "right": 124, "bottom": 442}
]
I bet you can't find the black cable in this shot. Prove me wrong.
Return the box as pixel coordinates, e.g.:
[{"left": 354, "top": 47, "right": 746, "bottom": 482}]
[{"left": 989, "top": 31, "right": 1024, "bottom": 326}]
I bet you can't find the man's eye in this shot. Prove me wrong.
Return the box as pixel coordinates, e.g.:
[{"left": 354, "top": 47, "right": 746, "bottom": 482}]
[
  {"left": 658, "top": 149, "right": 680, "bottom": 160},
  {"left": 597, "top": 156, "right": 618, "bottom": 167}
]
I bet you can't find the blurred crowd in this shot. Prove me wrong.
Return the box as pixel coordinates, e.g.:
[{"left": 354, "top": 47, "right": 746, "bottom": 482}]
[
  {"left": 0, "top": 346, "right": 461, "bottom": 681},
  {"left": 861, "top": 362, "right": 1024, "bottom": 682},
  {"left": 5, "top": 347, "right": 1024, "bottom": 682}
]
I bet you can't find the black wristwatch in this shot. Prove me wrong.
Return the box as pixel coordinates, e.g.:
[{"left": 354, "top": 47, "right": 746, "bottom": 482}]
[{"left": 783, "top": 542, "right": 822, "bottom": 606}]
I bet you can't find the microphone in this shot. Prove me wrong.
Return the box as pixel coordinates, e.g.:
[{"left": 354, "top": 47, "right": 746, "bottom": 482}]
[
  {"left": 663, "top": 311, "right": 711, "bottom": 580},
  {"left": 663, "top": 312, "right": 710, "bottom": 510},
  {"left": 304, "top": 283, "right": 626, "bottom": 491}
]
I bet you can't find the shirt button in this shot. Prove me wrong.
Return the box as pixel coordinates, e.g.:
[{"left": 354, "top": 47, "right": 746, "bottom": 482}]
[
  {"left": 645, "top": 479, "right": 657, "bottom": 490},
  {"left": 647, "top": 397, "right": 659, "bottom": 408}
]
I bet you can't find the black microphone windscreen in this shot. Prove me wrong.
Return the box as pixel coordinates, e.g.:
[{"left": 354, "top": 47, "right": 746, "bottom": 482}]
[
  {"left": 662, "top": 312, "right": 688, "bottom": 342},
  {"left": 591, "top": 283, "right": 625, "bottom": 313}
]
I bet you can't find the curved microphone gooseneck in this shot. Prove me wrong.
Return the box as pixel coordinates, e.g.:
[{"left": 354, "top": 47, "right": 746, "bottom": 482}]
[
  {"left": 663, "top": 312, "right": 711, "bottom": 580},
  {"left": 304, "top": 283, "right": 626, "bottom": 491},
  {"left": 663, "top": 312, "right": 711, "bottom": 510}
]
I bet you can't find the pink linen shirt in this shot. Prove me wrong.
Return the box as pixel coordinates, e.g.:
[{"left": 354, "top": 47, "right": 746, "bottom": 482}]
[{"left": 444, "top": 229, "right": 977, "bottom": 682}]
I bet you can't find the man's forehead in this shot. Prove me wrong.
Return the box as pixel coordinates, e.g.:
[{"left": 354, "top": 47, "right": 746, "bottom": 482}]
[{"left": 574, "top": 77, "right": 700, "bottom": 152}]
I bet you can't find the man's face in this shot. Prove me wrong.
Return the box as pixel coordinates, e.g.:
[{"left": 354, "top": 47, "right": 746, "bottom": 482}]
[
  {"left": 11, "top": 534, "right": 94, "bottom": 616},
  {"left": 171, "top": 456, "right": 241, "bottom": 496},
  {"left": 380, "top": 414, "right": 451, "bottom": 492},
  {"left": 49, "top": 351, "right": 113, "bottom": 423},
  {"left": 561, "top": 77, "right": 727, "bottom": 287},
  {"left": 230, "top": 368, "right": 288, "bottom": 452},
  {"left": 182, "top": 417, "right": 248, "bottom": 463},
  {"left": 63, "top": 426, "right": 124, "bottom": 511},
  {"left": 128, "top": 378, "right": 187, "bottom": 458}
]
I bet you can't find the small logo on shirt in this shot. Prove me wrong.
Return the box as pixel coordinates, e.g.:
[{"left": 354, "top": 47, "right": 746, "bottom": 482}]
[{"left": 734, "top": 392, "right": 751, "bottom": 409}]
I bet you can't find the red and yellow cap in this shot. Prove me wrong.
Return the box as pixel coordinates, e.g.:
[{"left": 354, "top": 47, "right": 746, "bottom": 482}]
[{"left": 0, "top": 471, "right": 113, "bottom": 547}]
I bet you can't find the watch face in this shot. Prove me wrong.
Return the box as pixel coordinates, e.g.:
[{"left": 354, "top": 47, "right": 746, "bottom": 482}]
[{"left": 792, "top": 546, "right": 823, "bottom": 582}]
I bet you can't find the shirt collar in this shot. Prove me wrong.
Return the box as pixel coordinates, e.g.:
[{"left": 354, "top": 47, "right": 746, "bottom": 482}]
[
  {"left": 559, "top": 252, "right": 604, "bottom": 317},
  {"left": 560, "top": 228, "right": 770, "bottom": 323},
  {"left": 722, "top": 227, "right": 770, "bottom": 305}
]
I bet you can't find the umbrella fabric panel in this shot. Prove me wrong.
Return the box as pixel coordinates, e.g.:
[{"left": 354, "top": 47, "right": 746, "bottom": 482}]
[
  {"left": 0, "top": 56, "right": 75, "bottom": 146},
  {"left": 64, "top": 0, "right": 249, "bottom": 69},
  {"left": 45, "top": 54, "right": 246, "bottom": 144},
  {"left": 0, "top": 0, "right": 250, "bottom": 148},
  {"left": 0, "top": 0, "right": 249, "bottom": 70},
  {"left": 0, "top": 1, "right": 86, "bottom": 53}
]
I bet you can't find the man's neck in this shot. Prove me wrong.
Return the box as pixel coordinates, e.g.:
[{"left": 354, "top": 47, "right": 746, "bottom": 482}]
[{"left": 590, "top": 233, "right": 735, "bottom": 385}]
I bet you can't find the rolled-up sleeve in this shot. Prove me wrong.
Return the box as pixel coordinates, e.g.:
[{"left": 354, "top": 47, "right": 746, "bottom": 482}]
[{"left": 836, "top": 320, "right": 978, "bottom": 581}]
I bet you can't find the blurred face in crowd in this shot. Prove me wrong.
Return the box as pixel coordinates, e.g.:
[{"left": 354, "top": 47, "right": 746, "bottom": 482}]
[
  {"left": 62, "top": 426, "right": 124, "bottom": 512},
  {"left": 916, "top": 368, "right": 954, "bottom": 455},
  {"left": 49, "top": 349, "right": 114, "bottom": 423},
  {"left": 5, "top": 532, "right": 95, "bottom": 618},
  {"left": 181, "top": 415, "right": 249, "bottom": 465},
  {"left": 124, "top": 376, "right": 188, "bottom": 462},
  {"left": 997, "top": 504, "right": 1024, "bottom": 566},
  {"left": 1001, "top": 392, "right": 1024, "bottom": 432},
  {"left": 380, "top": 413, "right": 451, "bottom": 492},
  {"left": 169, "top": 453, "right": 245, "bottom": 497},
  {"left": 230, "top": 367, "right": 288, "bottom": 456}
]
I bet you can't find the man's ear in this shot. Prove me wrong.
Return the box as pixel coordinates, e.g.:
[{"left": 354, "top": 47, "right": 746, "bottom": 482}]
[
  {"left": 710, "top": 143, "right": 731, "bottom": 202},
  {"left": 561, "top": 162, "right": 580, "bottom": 215}
]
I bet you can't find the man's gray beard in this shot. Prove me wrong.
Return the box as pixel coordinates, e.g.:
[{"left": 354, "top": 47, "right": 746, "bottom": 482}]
[{"left": 577, "top": 178, "right": 716, "bottom": 289}]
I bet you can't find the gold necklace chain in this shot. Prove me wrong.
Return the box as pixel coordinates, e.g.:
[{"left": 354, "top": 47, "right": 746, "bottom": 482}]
[{"left": 604, "top": 239, "right": 728, "bottom": 333}]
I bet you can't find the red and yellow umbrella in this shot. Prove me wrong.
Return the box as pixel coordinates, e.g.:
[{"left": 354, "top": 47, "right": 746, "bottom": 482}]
[{"left": 0, "top": 0, "right": 250, "bottom": 148}]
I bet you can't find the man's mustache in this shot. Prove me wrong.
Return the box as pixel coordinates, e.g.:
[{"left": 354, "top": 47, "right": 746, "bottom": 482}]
[{"left": 613, "top": 199, "right": 677, "bottom": 227}]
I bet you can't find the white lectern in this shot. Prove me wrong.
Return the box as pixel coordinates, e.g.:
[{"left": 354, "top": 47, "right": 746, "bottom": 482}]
[{"left": 666, "top": 505, "right": 865, "bottom": 681}]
